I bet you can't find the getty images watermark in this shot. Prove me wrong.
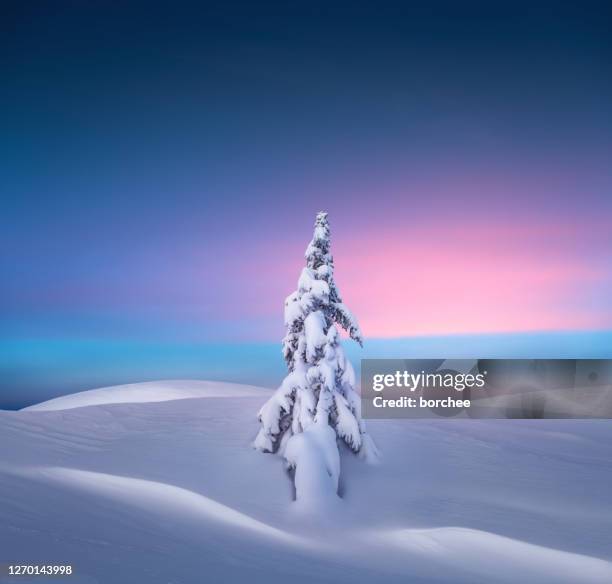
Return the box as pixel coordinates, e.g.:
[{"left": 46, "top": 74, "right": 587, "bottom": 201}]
[{"left": 361, "top": 359, "right": 612, "bottom": 419}]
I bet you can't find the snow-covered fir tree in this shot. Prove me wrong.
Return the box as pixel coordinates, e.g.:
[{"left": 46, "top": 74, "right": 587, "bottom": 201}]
[{"left": 254, "top": 212, "right": 378, "bottom": 505}]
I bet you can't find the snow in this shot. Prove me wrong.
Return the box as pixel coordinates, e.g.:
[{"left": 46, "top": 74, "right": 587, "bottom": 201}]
[
  {"left": 284, "top": 291, "right": 304, "bottom": 327},
  {"left": 303, "top": 311, "right": 327, "bottom": 362},
  {"left": 2, "top": 380, "right": 612, "bottom": 583},
  {"left": 285, "top": 422, "right": 341, "bottom": 511},
  {"left": 18, "top": 466, "right": 298, "bottom": 543},
  {"left": 22, "top": 379, "right": 269, "bottom": 412},
  {"left": 380, "top": 527, "right": 612, "bottom": 584},
  {"left": 333, "top": 392, "right": 362, "bottom": 450}
]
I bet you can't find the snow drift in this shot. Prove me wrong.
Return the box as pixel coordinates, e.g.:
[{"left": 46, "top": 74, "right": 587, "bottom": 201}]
[
  {"left": 23, "top": 379, "right": 269, "bottom": 411},
  {"left": 1, "top": 380, "right": 612, "bottom": 583}
]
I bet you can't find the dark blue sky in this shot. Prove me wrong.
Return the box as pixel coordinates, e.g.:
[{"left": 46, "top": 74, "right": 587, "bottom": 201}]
[{"left": 1, "top": 1, "right": 611, "bottom": 408}]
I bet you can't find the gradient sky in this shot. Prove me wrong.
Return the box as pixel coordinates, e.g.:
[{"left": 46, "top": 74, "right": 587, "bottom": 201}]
[{"left": 1, "top": 2, "right": 612, "bottom": 407}]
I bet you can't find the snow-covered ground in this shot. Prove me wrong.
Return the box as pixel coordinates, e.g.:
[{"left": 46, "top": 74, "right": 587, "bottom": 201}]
[
  {"left": 22, "top": 380, "right": 267, "bottom": 411},
  {"left": 1, "top": 380, "right": 611, "bottom": 583}
]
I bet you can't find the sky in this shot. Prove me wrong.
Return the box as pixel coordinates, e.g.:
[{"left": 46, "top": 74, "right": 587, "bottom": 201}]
[{"left": 1, "top": 2, "right": 612, "bottom": 407}]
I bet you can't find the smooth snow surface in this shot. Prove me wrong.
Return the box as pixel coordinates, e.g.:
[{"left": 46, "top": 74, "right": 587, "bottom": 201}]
[
  {"left": 2, "top": 380, "right": 612, "bottom": 583},
  {"left": 19, "top": 467, "right": 301, "bottom": 544},
  {"left": 22, "top": 379, "right": 269, "bottom": 411},
  {"left": 382, "top": 527, "right": 612, "bottom": 584}
]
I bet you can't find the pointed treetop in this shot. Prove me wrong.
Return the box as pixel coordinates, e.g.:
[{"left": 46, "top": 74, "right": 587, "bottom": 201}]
[
  {"left": 312, "top": 211, "right": 330, "bottom": 242},
  {"left": 305, "top": 211, "right": 332, "bottom": 268}
]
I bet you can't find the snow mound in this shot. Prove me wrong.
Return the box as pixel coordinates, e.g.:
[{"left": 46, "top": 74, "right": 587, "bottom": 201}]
[
  {"left": 285, "top": 422, "right": 341, "bottom": 511},
  {"left": 2, "top": 380, "right": 612, "bottom": 583},
  {"left": 22, "top": 379, "right": 271, "bottom": 412},
  {"left": 18, "top": 466, "right": 303, "bottom": 545},
  {"left": 383, "top": 527, "right": 612, "bottom": 584}
]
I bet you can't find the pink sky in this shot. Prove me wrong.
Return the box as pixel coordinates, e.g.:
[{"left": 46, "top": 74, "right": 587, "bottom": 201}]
[{"left": 332, "top": 220, "right": 612, "bottom": 337}]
